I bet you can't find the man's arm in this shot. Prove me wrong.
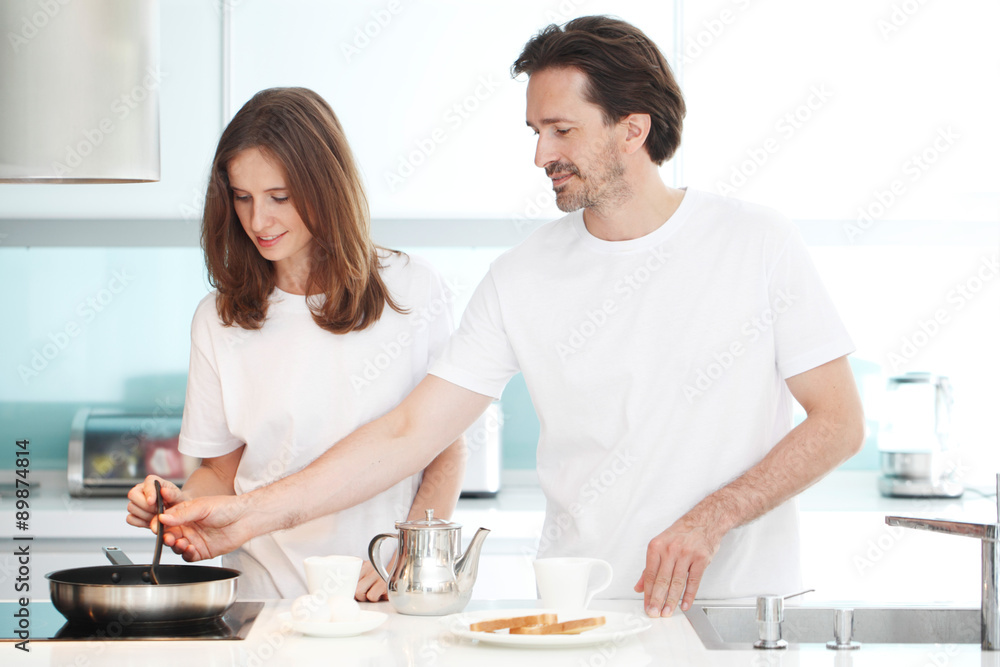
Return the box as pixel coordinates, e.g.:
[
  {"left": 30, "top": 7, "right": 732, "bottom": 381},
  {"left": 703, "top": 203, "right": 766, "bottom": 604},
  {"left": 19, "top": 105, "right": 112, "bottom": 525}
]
[
  {"left": 635, "top": 356, "right": 865, "bottom": 617},
  {"left": 160, "top": 375, "right": 492, "bottom": 560}
]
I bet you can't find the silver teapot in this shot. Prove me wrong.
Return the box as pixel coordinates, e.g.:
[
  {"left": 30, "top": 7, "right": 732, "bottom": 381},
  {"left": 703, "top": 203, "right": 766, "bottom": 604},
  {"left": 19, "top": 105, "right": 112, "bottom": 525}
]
[{"left": 368, "top": 509, "right": 489, "bottom": 615}]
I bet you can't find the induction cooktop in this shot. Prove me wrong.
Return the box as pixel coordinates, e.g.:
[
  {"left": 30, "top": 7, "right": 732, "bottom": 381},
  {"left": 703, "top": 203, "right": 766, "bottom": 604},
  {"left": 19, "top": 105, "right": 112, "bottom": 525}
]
[{"left": 0, "top": 601, "right": 264, "bottom": 641}]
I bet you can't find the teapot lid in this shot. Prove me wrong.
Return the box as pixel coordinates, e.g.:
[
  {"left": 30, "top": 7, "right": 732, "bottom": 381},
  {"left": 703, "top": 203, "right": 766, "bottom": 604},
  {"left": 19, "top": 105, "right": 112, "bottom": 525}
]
[{"left": 395, "top": 509, "right": 460, "bottom": 530}]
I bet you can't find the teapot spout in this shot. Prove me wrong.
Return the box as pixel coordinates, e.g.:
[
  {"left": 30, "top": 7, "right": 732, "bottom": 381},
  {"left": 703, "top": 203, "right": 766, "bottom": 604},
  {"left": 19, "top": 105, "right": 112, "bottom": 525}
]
[{"left": 455, "top": 527, "right": 490, "bottom": 593}]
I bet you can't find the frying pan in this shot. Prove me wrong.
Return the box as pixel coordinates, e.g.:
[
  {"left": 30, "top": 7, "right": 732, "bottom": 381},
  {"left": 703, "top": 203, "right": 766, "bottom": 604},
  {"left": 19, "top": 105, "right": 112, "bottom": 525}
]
[{"left": 46, "top": 546, "right": 240, "bottom": 624}]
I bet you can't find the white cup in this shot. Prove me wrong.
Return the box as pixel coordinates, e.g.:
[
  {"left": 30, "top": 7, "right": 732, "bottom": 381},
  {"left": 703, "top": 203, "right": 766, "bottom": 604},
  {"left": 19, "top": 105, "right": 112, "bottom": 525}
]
[
  {"left": 533, "top": 557, "right": 613, "bottom": 609},
  {"left": 303, "top": 555, "right": 363, "bottom": 598}
]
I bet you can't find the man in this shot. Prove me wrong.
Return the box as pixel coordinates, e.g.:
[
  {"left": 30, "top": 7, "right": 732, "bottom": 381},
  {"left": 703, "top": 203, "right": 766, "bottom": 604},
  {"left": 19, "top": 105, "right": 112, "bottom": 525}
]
[{"left": 144, "top": 16, "right": 864, "bottom": 618}]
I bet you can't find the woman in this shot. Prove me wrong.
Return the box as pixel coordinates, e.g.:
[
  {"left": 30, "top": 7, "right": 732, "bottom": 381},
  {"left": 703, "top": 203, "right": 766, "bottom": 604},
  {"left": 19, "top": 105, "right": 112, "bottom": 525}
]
[{"left": 126, "top": 87, "right": 465, "bottom": 600}]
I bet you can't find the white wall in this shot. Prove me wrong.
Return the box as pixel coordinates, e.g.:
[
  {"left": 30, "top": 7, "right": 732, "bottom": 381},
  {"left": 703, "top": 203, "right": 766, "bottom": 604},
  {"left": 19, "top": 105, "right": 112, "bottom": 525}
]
[{"left": 229, "top": 0, "right": 678, "bottom": 221}]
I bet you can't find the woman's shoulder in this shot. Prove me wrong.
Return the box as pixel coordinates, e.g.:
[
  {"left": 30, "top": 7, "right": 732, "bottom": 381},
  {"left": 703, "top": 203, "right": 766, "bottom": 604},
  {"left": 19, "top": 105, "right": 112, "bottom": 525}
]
[
  {"left": 191, "top": 290, "right": 220, "bottom": 320},
  {"left": 188, "top": 291, "right": 228, "bottom": 339},
  {"left": 377, "top": 249, "right": 442, "bottom": 285},
  {"left": 377, "top": 249, "right": 451, "bottom": 308}
]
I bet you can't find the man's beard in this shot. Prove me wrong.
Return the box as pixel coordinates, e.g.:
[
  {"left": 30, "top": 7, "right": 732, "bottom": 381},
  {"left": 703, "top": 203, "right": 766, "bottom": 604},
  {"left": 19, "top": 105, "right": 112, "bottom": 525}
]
[{"left": 549, "top": 139, "right": 630, "bottom": 213}]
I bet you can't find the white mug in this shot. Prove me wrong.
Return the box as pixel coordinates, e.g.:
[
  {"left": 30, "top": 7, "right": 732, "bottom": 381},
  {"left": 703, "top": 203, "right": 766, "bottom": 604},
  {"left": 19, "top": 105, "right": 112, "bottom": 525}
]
[
  {"left": 533, "top": 557, "right": 613, "bottom": 609},
  {"left": 303, "top": 555, "right": 363, "bottom": 598}
]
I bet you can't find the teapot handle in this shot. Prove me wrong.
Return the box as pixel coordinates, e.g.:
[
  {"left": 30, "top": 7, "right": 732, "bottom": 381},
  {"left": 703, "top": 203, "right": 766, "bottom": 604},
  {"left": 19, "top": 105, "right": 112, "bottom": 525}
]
[{"left": 368, "top": 533, "right": 397, "bottom": 583}]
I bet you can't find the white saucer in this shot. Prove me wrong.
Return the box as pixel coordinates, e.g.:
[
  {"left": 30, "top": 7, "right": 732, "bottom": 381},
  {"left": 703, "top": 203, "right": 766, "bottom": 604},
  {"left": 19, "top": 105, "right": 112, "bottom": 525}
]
[{"left": 279, "top": 610, "right": 388, "bottom": 637}]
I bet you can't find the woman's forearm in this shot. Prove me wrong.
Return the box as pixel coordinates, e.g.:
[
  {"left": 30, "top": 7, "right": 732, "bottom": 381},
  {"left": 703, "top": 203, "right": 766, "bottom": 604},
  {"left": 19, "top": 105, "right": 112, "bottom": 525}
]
[
  {"left": 407, "top": 437, "right": 468, "bottom": 521},
  {"left": 181, "top": 446, "right": 244, "bottom": 499}
]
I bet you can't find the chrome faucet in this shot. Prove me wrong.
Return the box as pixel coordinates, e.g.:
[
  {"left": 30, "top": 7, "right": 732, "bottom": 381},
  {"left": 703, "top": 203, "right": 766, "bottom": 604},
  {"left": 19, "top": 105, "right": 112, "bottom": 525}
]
[{"left": 885, "top": 473, "right": 1000, "bottom": 651}]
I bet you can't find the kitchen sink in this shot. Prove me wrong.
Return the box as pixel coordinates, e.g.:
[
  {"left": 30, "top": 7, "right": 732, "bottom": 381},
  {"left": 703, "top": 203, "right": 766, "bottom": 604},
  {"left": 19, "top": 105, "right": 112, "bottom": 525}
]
[{"left": 685, "top": 604, "right": 981, "bottom": 650}]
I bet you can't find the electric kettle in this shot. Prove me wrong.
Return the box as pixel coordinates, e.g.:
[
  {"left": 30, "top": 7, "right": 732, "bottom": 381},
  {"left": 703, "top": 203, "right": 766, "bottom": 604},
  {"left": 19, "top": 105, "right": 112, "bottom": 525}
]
[{"left": 877, "top": 371, "right": 962, "bottom": 498}]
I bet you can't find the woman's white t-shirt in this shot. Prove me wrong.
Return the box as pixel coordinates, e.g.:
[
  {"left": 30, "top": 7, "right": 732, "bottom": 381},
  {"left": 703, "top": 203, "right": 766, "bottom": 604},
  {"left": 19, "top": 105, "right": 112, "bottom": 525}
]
[
  {"left": 429, "top": 189, "right": 855, "bottom": 600},
  {"left": 179, "top": 252, "right": 453, "bottom": 599}
]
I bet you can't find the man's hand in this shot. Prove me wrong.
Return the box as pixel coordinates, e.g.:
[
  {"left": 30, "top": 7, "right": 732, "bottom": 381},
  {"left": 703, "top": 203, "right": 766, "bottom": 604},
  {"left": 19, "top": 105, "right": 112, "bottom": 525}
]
[
  {"left": 125, "top": 475, "right": 187, "bottom": 533},
  {"left": 355, "top": 561, "right": 389, "bottom": 602},
  {"left": 156, "top": 494, "right": 256, "bottom": 561},
  {"left": 634, "top": 511, "right": 723, "bottom": 618}
]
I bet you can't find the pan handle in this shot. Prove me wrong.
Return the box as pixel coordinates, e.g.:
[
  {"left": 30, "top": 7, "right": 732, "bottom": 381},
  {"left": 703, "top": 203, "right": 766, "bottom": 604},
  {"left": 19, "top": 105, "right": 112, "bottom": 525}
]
[{"left": 103, "top": 546, "right": 134, "bottom": 566}]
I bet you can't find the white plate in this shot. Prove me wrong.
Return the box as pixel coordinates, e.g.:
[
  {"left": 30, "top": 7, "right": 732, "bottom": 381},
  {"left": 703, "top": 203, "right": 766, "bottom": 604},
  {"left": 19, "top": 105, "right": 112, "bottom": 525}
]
[
  {"left": 279, "top": 610, "right": 387, "bottom": 638},
  {"left": 443, "top": 608, "right": 652, "bottom": 648}
]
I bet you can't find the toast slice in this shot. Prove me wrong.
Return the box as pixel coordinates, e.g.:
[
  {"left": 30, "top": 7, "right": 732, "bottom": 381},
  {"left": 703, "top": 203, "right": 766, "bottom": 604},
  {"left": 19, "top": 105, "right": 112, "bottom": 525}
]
[
  {"left": 509, "top": 616, "right": 607, "bottom": 635},
  {"left": 469, "top": 612, "right": 558, "bottom": 633}
]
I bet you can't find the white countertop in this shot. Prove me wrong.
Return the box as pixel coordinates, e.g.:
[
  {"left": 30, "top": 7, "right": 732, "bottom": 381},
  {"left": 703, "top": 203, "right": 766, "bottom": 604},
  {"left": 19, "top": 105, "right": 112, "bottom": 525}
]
[{"left": 6, "top": 598, "right": 997, "bottom": 667}]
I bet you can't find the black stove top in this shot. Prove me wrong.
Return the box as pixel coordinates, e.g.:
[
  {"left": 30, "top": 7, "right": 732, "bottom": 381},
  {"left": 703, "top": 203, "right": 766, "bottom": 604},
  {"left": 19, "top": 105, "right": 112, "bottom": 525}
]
[{"left": 0, "top": 601, "right": 264, "bottom": 641}]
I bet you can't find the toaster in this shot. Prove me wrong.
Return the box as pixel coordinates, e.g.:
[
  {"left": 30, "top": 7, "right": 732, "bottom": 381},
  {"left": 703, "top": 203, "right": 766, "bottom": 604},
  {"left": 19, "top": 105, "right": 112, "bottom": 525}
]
[{"left": 67, "top": 408, "right": 198, "bottom": 497}]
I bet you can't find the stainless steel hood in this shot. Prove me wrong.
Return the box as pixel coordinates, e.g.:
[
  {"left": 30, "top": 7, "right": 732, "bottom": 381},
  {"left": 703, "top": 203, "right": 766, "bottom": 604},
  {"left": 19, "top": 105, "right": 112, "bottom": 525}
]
[{"left": 0, "top": 0, "right": 160, "bottom": 183}]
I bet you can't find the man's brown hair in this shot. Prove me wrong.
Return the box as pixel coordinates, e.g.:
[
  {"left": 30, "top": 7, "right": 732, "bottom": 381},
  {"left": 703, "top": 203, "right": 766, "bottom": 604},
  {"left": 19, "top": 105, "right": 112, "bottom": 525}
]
[{"left": 512, "top": 15, "right": 685, "bottom": 165}]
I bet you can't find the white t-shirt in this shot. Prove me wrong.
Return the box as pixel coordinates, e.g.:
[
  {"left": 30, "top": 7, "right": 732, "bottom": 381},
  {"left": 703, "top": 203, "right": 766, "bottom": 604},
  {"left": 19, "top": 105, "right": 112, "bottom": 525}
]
[
  {"left": 179, "top": 252, "right": 453, "bottom": 599},
  {"left": 429, "top": 189, "right": 854, "bottom": 599}
]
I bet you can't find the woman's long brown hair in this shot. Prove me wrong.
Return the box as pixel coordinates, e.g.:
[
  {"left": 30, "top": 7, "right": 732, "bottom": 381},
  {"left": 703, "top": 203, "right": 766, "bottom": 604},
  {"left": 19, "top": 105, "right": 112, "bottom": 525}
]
[{"left": 202, "top": 87, "right": 404, "bottom": 333}]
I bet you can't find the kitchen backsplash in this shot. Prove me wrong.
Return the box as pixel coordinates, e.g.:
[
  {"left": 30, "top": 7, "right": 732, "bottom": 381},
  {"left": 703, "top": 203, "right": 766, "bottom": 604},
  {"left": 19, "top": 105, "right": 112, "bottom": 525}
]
[{"left": 1, "top": 242, "right": 996, "bottom": 480}]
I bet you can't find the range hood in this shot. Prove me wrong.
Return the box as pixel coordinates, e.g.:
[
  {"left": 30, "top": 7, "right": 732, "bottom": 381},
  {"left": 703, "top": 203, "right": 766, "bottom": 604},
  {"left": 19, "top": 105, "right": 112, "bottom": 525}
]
[{"left": 0, "top": 0, "right": 160, "bottom": 183}]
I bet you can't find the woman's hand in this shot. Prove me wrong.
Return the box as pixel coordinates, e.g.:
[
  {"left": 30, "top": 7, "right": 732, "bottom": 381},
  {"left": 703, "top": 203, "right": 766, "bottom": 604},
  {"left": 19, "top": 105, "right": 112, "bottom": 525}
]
[
  {"left": 355, "top": 560, "right": 388, "bottom": 602},
  {"left": 125, "top": 475, "right": 187, "bottom": 533}
]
